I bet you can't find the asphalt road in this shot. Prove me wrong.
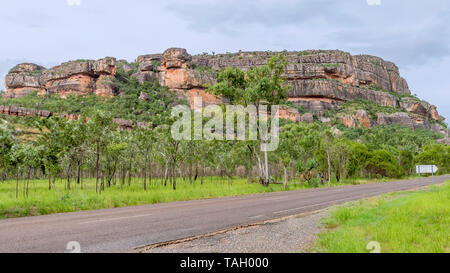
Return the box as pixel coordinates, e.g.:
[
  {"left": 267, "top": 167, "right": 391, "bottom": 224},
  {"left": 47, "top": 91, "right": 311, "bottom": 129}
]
[{"left": 0, "top": 175, "right": 448, "bottom": 253}]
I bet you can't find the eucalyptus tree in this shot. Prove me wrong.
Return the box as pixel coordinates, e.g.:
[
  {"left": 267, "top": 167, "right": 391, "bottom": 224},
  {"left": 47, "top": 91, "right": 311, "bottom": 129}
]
[
  {"left": 37, "top": 117, "right": 68, "bottom": 190},
  {"left": 86, "top": 111, "right": 116, "bottom": 193},
  {"left": 102, "top": 130, "right": 128, "bottom": 190},
  {"left": 208, "top": 54, "right": 290, "bottom": 186},
  {"left": 134, "top": 126, "right": 155, "bottom": 190},
  {"left": 317, "top": 130, "right": 335, "bottom": 187},
  {"left": 0, "top": 121, "right": 14, "bottom": 182},
  {"left": 331, "top": 138, "right": 351, "bottom": 183}
]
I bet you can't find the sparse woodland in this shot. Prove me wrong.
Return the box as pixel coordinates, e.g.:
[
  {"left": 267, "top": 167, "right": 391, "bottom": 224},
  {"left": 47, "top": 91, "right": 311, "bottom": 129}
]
[{"left": 0, "top": 55, "right": 448, "bottom": 210}]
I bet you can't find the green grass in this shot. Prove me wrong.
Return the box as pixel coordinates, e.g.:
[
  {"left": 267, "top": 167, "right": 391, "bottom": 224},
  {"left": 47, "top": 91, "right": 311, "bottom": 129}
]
[
  {"left": 0, "top": 176, "right": 402, "bottom": 219},
  {"left": 310, "top": 181, "right": 450, "bottom": 253}
]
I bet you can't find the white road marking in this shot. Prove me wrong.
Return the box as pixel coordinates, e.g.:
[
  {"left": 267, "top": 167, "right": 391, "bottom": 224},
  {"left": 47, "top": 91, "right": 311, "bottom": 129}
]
[
  {"left": 79, "top": 213, "right": 154, "bottom": 225},
  {"left": 263, "top": 196, "right": 289, "bottom": 201},
  {"left": 248, "top": 215, "right": 266, "bottom": 219},
  {"left": 273, "top": 189, "right": 401, "bottom": 215},
  {"left": 273, "top": 196, "right": 364, "bottom": 215}
]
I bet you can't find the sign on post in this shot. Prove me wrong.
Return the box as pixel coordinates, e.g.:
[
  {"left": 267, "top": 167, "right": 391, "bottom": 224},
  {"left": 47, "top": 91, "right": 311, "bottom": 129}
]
[
  {"left": 416, "top": 165, "right": 438, "bottom": 192},
  {"left": 416, "top": 165, "right": 438, "bottom": 174}
]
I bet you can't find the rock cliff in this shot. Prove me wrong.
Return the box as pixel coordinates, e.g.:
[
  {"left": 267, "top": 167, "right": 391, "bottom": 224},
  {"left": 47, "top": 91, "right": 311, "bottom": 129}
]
[{"left": 3, "top": 48, "right": 448, "bottom": 135}]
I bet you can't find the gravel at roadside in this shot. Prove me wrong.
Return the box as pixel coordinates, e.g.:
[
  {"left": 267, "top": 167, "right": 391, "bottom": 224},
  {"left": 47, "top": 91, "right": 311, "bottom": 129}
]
[{"left": 145, "top": 211, "right": 327, "bottom": 253}]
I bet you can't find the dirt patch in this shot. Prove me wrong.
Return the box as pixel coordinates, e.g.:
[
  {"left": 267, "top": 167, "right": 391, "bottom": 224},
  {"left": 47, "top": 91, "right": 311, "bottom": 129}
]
[{"left": 142, "top": 210, "right": 328, "bottom": 253}]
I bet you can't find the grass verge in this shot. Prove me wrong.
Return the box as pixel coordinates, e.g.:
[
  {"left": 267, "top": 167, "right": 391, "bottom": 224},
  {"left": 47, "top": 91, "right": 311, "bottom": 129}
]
[
  {"left": 310, "top": 181, "right": 449, "bottom": 253},
  {"left": 0, "top": 175, "right": 430, "bottom": 219}
]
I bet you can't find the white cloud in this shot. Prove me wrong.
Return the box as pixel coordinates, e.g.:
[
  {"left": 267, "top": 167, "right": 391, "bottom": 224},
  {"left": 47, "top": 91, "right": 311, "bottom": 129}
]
[
  {"left": 367, "top": 0, "right": 381, "bottom": 6},
  {"left": 66, "top": 0, "right": 81, "bottom": 6}
]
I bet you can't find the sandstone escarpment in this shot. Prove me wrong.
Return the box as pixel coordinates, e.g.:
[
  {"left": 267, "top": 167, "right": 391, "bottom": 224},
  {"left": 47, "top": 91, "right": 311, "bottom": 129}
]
[
  {"left": 3, "top": 48, "right": 447, "bottom": 135},
  {"left": 5, "top": 57, "right": 118, "bottom": 98}
]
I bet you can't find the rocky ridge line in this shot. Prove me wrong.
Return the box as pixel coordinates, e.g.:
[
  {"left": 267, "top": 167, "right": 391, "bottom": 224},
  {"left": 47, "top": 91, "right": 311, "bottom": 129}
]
[{"left": 3, "top": 48, "right": 448, "bottom": 136}]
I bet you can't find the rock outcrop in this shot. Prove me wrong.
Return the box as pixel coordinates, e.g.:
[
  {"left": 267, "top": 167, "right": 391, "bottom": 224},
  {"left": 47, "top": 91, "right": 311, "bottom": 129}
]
[
  {"left": 157, "top": 48, "right": 220, "bottom": 107},
  {"left": 5, "top": 63, "right": 47, "bottom": 97},
  {"left": 3, "top": 48, "right": 447, "bottom": 136},
  {"left": 5, "top": 58, "right": 118, "bottom": 98},
  {"left": 0, "top": 105, "right": 147, "bottom": 130}
]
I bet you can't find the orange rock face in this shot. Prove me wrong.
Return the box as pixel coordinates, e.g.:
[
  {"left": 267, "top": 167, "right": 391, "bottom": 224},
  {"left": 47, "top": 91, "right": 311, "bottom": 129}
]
[
  {"left": 158, "top": 48, "right": 220, "bottom": 109},
  {"left": 45, "top": 74, "right": 97, "bottom": 97},
  {"left": 5, "top": 87, "right": 47, "bottom": 97},
  {"left": 278, "top": 107, "right": 300, "bottom": 122},
  {"left": 185, "top": 88, "right": 222, "bottom": 108},
  {"left": 95, "top": 75, "right": 117, "bottom": 97},
  {"left": 340, "top": 115, "right": 356, "bottom": 128},
  {"left": 355, "top": 110, "right": 370, "bottom": 128},
  {"left": 430, "top": 106, "right": 439, "bottom": 121}
]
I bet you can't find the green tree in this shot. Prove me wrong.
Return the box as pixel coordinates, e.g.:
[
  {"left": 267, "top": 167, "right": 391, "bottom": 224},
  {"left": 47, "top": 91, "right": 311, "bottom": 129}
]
[
  {"left": 208, "top": 54, "right": 291, "bottom": 186},
  {"left": 416, "top": 144, "right": 450, "bottom": 174},
  {"left": 365, "top": 150, "right": 404, "bottom": 178}
]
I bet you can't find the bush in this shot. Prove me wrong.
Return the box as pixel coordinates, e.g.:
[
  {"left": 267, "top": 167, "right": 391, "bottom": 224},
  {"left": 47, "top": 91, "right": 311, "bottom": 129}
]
[
  {"left": 365, "top": 150, "right": 404, "bottom": 178},
  {"left": 416, "top": 144, "right": 450, "bottom": 174}
]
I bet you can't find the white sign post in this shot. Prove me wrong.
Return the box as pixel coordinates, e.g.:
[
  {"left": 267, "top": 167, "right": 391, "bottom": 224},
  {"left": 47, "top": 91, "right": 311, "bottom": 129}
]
[{"left": 416, "top": 165, "right": 438, "bottom": 192}]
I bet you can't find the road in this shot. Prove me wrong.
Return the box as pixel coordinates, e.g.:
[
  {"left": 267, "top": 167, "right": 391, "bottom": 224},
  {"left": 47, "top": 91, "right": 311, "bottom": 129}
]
[{"left": 0, "top": 175, "right": 447, "bottom": 253}]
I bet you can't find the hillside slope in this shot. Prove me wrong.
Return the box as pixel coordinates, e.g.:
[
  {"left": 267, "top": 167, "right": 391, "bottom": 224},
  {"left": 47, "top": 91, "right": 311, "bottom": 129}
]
[{"left": 2, "top": 48, "right": 448, "bottom": 137}]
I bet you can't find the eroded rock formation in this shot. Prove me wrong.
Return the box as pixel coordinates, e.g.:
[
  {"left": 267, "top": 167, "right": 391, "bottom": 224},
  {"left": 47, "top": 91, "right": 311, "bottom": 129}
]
[
  {"left": 0, "top": 105, "right": 147, "bottom": 130},
  {"left": 5, "top": 63, "right": 47, "bottom": 97},
  {"left": 3, "top": 48, "right": 447, "bottom": 135},
  {"left": 6, "top": 58, "right": 118, "bottom": 98}
]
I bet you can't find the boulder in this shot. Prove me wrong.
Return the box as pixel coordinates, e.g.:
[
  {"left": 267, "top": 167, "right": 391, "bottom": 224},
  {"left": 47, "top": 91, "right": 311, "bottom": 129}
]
[
  {"left": 340, "top": 115, "right": 356, "bottom": 128},
  {"left": 278, "top": 107, "right": 300, "bottom": 122},
  {"left": 161, "top": 48, "right": 192, "bottom": 69},
  {"left": 159, "top": 69, "right": 216, "bottom": 90},
  {"left": 117, "top": 60, "right": 136, "bottom": 73},
  {"left": 355, "top": 109, "right": 370, "bottom": 128},
  {"left": 139, "top": 92, "right": 150, "bottom": 101},
  {"left": 300, "top": 113, "right": 314, "bottom": 123},
  {"left": 331, "top": 127, "right": 343, "bottom": 137},
  {"left": 41, "top": 60, "right": 95, "bottom": 83},
  {"left": 377, "top": 112, "right": 415, "bottom": 128},
  {"left": 132, "top": 71, "right": 158, "bottom": 84},
  {"left": 137, "top": 54, "right": 162, "bottom": 63},
  {"left": 5, "top": 63, "right": 47, "bottom": 97},
  {"left": 113, "top": 118, "right": 135, "bottom": 130},
  {"left": 93, "top": 57, "right": 117, "bottom": 75}
]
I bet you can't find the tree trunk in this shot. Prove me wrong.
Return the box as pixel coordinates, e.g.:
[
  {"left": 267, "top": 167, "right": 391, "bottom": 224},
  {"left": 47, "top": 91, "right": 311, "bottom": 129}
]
[
  {"left": 76, "top": 161, "right": 81, "bottom": 185},
  {"left": 143, "top": 158, "right": 147, "bottom": 191},
  {"left": 201, "top": 159, "right": 205, "bottom": 185},
  {"left": 16, "top": 171, "right": 19, "bottom": 199},
  {"left": 100, "top": 169, "right": 105, "bottom": 193},
  {"left": 264, "top": 149, "right": 269, "bottom": 186},
  {"left": 173, "top": 163, "right": 177, "bottom": 191},
  {"left": 96, "top": 141, "right": 100, "bottom": 194},
  {"left": 164, "top": 160, "right": 169, "bottom": 187},
  {"left": 283, "top": 166, "right": 288, "bottom": 190},
  {"left": 66, "top": 165, "right": 71, "bottom": 191},
  {"left": 326, "top": 151, "right": 331, "bottom": 187}
]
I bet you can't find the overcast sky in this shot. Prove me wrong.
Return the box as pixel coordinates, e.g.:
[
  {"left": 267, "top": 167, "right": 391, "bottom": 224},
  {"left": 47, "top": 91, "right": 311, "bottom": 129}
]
[{"left": 0, "top": 0, "right": 448, "bottom": 120}]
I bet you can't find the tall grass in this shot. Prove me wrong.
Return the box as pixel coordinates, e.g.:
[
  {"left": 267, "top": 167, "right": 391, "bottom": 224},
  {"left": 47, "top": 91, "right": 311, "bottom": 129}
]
[
  {"left": 0, "top": 177, "right": 318, "bottom": 219},
  {"left": 0, "top": 175, "right": 426, "bottom": 219},
  {"left": 310, "top": 182, "right": 450, "bottom": 253}
]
